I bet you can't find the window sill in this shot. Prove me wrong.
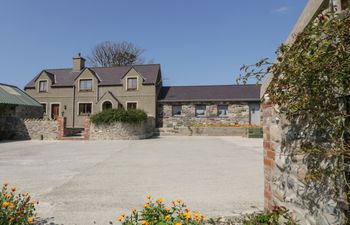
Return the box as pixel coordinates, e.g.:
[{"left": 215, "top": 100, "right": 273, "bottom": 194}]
[
  {"left": 127, "top": 89, "right": 138, "bottom": 91},
  {"left": 79, "top": 90, "right": 93, "bottom": 92},
  {"left": 39, "top": 91, "right": 48, "bottom": 93}
]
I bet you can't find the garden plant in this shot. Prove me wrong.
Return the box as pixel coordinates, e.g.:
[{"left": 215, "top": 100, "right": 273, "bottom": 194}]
[
  {"left": 90, "top": 108, "right": 147, "bottom": 125},
  {"left": 0, "top": 183, "right": 37, "bottom": 225},
  {"left": 116, "top": 196, "right": 204, "bottom": 225}
]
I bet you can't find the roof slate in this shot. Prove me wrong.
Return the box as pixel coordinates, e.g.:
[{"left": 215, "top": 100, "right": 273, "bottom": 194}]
[
  {"left": 0, "top": 83, "right": 41, "bottom": 107},
  {"left": 25, "top": 64, "right": 160, "bottom": 88},
  {"left": 158, "top": 85, "right": 261, "bottom": 102}
]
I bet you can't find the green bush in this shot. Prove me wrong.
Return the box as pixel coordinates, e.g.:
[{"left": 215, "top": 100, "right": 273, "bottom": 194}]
[
  {"left": 243, "top": 207, "right": 299, "bottom": 225},
  {"left": 90, "top": 108, "right": 147, "bottom": 125},
  {"left": 1, "top": 183, "right": 38, "bottom": 224}
]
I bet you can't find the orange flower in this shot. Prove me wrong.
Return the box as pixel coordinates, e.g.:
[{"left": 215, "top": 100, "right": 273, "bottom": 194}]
[
  {"left": 146, "top": 194, "right": 151, "bottom": 199},
  {"left": 175, "top": 223, "right": 182, "bottom": 225},
  {"left": 156, "top": 197, "right": 163, "bottom": 204},
  {"left": 165, "top": 207, "right": 171, "bottom": 211},
  {"left": 3, "top": 183, "right": 9, "bottom": 187},
  {"left": 27, "top": 218, "right": 34, "bottom": 223},
  {"left": 131, "top": 208, "right": 136, "bottom": 213},
  {"left": 9, "top": 205, "right": 15, "bottom": 209},
  {"left": 117, "top": 216, "right": 123, "bottom": 221},
  {"left": 140, "top": 220, "right": 149, "bottom": 225},
  {"left": 11, "top": 187, "right": 16, "bottom": 192},
  {"left": 143, "top": 203, "right": 149, "bottom": 208},
  {"left": 2, "top": 202, "right": 10, "bottom": 207}
]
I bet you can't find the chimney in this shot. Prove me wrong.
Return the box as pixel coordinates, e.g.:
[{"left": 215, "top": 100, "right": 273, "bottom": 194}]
[{"left": 73, "top": 53, "right": 85, "bottom": 71}]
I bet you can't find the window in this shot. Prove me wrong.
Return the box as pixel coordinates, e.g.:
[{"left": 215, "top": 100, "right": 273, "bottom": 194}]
[
  {"left": 79, "top": 103, "right": 92, "bottom": 115},
  {"left": 79, "top": 79, "right": 92, "bottom": 91},
  {"left": 102, "top": 101, "right": 112, "bottom": 111},
  {"left": 41, "top": 103, "right": 47, "bottom": 114},
  {"left": 217, "top": 105, "right": 228, "bottom": 117},
  {"left": 127, "top": 78, "right": 137, "bottom": 90},
  {"left": 39, "top": 80, "right": 48, "bottom": 92},
  {"left": 127, "top": 102, "right": 137, "bottom": 110},
  {"left": 172, "top": 105, "right": 182, "bottom": 116},
  {"left": 195, "top": 105, "right": 206, "bottom": 117}
]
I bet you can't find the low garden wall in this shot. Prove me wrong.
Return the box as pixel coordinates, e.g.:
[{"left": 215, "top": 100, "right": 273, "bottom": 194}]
[
  {"left": 89, "top": 118, "right": 155, "bottom": 140},
  {"left": 156, "top": 125, "right": 262, "bottom": 137},
  {"left": 0, "top": 116, "right": 64, "bottom": 141}
]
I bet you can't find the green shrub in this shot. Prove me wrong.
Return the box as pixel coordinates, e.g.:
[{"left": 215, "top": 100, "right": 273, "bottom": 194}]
[
  {"left": 243, "top": 207, "right": 299, "bottom": 225},
  {"left": 0, "top": 183, "right": 38, "bottom": 225},
  {"left": 117, "top": 196, "right": 204, "bottom": 225},
  {"left": 90, "top": 108, "right": 147, "bottom": 125}
]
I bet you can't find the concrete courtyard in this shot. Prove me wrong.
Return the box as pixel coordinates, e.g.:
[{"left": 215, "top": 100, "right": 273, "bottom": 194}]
[{"left": 0, "top": 136, "right": 263, "bottom": 225}]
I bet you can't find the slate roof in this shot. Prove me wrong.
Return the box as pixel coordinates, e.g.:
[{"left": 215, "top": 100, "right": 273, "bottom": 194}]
[
  {"left": 0, "top": 83, "right": 41, "bottom": 107},
  {"left": 24, "top": 64, "right": 161, "bottom": 88},
  {"left": 158, "top": 85, "right": 261, "bottom": 102}
]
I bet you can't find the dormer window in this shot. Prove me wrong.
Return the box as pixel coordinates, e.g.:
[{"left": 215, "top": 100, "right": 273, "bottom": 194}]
[
  {"left": 79, "top": 79, "right": 92, "bottom": 91},
  {"left": 39, "top": 80, "right": 48, "bottom": 92},
  {"left": 127, "top": 78, "right": 137, "bottom": 91}
]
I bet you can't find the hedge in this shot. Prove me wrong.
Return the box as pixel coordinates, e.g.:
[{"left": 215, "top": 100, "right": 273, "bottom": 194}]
[{"left": 90, "top": 108, "right": 147, "bottom": 125}]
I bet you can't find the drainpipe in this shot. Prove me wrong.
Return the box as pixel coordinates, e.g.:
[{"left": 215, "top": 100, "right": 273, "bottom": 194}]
[{"left": 73, "top": 86, "right": 76, "bottom": 128}]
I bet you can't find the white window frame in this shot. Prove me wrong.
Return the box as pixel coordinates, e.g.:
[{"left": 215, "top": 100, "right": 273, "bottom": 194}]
[
  {"left": 172, "top": 105, "right": 182, "bottom": 117},
  {"left": 126, "top": 77, "right": 138, "bottom": 91},
  {"left": 38, "top": 79, "right": 48, "bottom": 93},
  {"left": 195, "top": 105, "right": 206, "bottom": 117},
  {"left": 78, "top": 78, "right": 93, "bottom": 92},
  {"left": 217, "top": 105, "right": 229, "bottom": 117},
  {"left": 126, "top": 101, "right": 138, "bottom": 110},
  {"left": 77, "top": 102, "right": 93, "bottom": 116}
]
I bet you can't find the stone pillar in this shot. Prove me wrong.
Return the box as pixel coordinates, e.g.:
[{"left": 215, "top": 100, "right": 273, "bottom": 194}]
[
  {"left": 56, "top": 117, "right": 66, "bottom": 140},
  {"left": 262, "top": 100, "right": 275, "bottom": 211},
  {"left": 83, "top": 117, "right": 90, "bottom": 140}
]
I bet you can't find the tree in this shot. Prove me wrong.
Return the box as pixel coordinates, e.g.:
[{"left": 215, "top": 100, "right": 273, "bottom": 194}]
[{"left": 87, "top": 41, "right": 145, "bottom": 67}]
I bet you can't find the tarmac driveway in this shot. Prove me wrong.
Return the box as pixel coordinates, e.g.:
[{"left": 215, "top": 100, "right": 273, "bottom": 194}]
[{"left": 0, "top": 136, "right": 263, "bottom": 225}]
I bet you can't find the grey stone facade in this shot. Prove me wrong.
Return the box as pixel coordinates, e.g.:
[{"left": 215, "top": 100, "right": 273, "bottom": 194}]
[{"left": 157, "top": 102, "right": 254, "bottom": 128}]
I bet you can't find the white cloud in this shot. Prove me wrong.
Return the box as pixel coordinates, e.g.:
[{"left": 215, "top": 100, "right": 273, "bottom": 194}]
[{"left": 272, "top": 6, "right": 289, "bottom": 13}]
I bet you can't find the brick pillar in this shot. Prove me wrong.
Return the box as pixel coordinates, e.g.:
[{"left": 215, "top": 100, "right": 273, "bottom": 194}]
[
  {"left": 262, "top": 101, "right": 275, "bottom": 211},
  {"left": 56, "top": 117, "right": 66, "bottom": 140},
  {"left": 83, "top": 117, "right": 90, "bottom": 140}
]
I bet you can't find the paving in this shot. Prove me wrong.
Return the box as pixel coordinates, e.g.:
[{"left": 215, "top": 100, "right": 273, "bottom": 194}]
[{"left": 0, "top": 136, "right": 263, "bottom": 225}]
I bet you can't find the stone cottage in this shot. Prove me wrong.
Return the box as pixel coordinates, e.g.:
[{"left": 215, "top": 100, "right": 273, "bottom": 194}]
[{"left": 25, "top": 54, "right": 261, "bottom": 129}]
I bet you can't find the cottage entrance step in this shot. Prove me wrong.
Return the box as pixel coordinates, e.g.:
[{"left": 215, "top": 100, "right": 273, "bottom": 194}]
[{"left": 62, "top": 128, "right": 85, "bottom": 140}]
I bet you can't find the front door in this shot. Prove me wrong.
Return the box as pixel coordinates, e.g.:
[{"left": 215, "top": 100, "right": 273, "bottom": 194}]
[{"left": 51, "top": 104, "right": 60, "bottom": 120}]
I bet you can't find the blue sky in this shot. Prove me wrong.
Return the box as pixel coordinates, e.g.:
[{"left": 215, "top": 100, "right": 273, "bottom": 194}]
[{"left": 0, "top": 0, "right": 307, "bottom": 88}]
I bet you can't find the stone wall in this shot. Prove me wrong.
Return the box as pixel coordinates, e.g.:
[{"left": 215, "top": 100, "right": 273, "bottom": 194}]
[
  {"left": 89, "top": 118, "right": 155, "bottom": 140},
  {"left": 157, "top": 102, "right": 250, "bottom": 128},
  {"left": 155, "top": 126, "right": 248, "bottom": 137},
  {"left": 0, "top": 116, "right": 63, "bottom": 141},
  {"left": 262, "top": 100, "right": 348, "bottom": 225}
]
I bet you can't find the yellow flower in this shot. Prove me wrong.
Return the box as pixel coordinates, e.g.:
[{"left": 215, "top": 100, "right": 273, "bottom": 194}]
[
  {"left": 194, "top": 212, "right": 199, "bottom": 218},
  {"left": 131, "top": 208, "right": 136, "bottom": 212},
  {"left": 120, "top": 212, "right": 126, "bottom": 217},
  {"left": 146, "top": 195, "right": 151, "bottom": 199},
  {"left": 9, "top": 205, "right": 15, "bottom": 209},
  {"left": 11, "top": 187, "right": 16, "bottom": 192},
  {"left": 27, "top": 218, "right": 34, "bottom": 223},
  {"left": 117, "top": 216, "right": 123, "bottom": 221},
  {"left": 2, "top": 202, "right": 10, "bottom": 207},
  {"left": 140, "top": 220, "right": 149, "bottom": 225},
  {"left": 176, "top": 199, "right": 182, "bottom": 203},
  {"left": 156, "top": 197, "right": 163, "bottom": 203},
  {"left": 165, "top": 215, "right": 171, "bottom": 219},
  {"left": 143, "top": 203, "right": 149, "bottom": 208},
  {"left": 175, "top": 223, "right": 182, "bottom": 225},
  {"left": 6, "top": 194, "right": 12, "bottom": 199},
  {"left": 183, "top": 212, "right": 191, "bottom": 219}
]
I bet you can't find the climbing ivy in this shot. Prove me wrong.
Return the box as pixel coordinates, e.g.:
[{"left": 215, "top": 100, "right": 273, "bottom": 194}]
[{"left": 237, "top": 11, "right": 350, "bottom": 200}]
